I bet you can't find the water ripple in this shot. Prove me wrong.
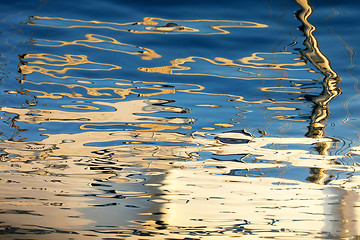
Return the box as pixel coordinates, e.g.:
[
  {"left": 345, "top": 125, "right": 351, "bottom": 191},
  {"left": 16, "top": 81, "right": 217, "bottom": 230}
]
[{"left": 0, "top": 0, "right": 359, "bottom": 239}]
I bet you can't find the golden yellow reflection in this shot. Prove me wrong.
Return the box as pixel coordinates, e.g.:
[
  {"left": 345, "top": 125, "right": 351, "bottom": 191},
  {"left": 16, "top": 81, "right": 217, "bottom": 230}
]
[
  {"left": 22, "top": 77, "right": 306, "bottom": 122},
  {"left": 19, "top": 53, "right": 121, "bottom": 78},
  {"left": 33, "top": 34, "right": 161, "bottom": 60},
  {"left": 193, "top": 104, "right": 220, "bottom": 108},
  {"left": 138, "top": 54, "right": 316, "bottom": 82},
  {"left": 28, "top": 16, "right": 268, "bottom": 35},
  {"left": 18, "top": 52, "right": 208, "bottom": 100},
  {"left": 213, "top": 123, "right": 234, "bottom": 128},
  {"left": 17, "top": 46, "right": 315, "bottom": 119},
  {"left": 260, "top": 86, "right": 304, "bottom": 94},
  {"left": 24, "top": 80, "right": 176, "bottom": 100},
  {"left": 238, "top": 52, "right": 309, "bottom": 70},
  {"left": 20, "top": 64, "right": 300, "bottom": 110}
]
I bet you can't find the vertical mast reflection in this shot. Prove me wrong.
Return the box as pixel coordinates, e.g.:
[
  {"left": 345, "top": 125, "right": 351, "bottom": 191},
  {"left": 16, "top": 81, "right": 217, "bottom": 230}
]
[
  {"left": 295, "top": 0, "right": 341, "bottom": 184},
  {"left": 295, "top": 0, "right": 341, "bottom": 139}
]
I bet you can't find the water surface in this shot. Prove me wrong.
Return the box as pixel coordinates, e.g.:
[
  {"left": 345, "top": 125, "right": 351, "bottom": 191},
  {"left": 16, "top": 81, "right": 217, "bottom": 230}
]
[{"left": 1, "top": 0, "right": 360, "bottom": 239}]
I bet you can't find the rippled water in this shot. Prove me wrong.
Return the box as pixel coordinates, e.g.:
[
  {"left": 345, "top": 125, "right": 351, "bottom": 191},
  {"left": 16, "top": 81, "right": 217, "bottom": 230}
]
[{"left": 1, "top": 0, "right": 360, "bottom": 239}]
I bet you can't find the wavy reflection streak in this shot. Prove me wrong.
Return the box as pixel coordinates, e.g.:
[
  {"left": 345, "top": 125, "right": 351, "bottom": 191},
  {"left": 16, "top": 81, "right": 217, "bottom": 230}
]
[
  {"left": 32, "top": 34, "right": 161, "bottom": 60},
  {"left": 19, "top": 53, "right": 121, "bottom": 78},
  {"left": 138, "top": 54, "right": 317, "bottom": 82},
  {"left": 27, "top": 16, "right": 268, "bottom": 35}
]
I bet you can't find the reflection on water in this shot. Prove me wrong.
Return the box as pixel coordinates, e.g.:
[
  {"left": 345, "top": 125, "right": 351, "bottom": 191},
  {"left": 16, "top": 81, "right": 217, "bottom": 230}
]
[
  {"left": 1, "top": 0, "right": 360, "bottom": 239},
  {"left": 295, "top": 0, "right": 341, "bottom": 139},
  {"left": 31, "top": 33, "right": 162, "bottom": 60},
  {"left": 28, "top": 16, "right": 268, "bottom": 35}
]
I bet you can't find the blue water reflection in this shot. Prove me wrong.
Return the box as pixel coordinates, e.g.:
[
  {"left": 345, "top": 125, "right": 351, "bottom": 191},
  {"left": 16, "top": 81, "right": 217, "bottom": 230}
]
[{"left": 1, "top": 0, "right": 360, "bottom": 239}]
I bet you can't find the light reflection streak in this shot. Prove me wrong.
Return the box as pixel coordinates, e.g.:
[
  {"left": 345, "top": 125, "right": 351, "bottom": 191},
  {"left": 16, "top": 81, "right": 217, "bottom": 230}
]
[
  {"left": 79, "top": 123, "right": 191, "bottom": 131},
  {"left": 27, "top": 16, "right": 268, "bottom": 35},
  {"left": 261, "top": 86, "right": 309, "bottom": 94},
  {"left": 138, "top": 54, "right": 317, "bottom": 82},
  {"left": 32, "top": 34, "right": 161, "bottom": 60},
  {"left": 19, "top": 53, "right": 121, "bottom": 79},
  {"left": 22, "top": 80, "right": 175, "bottom": 100},
  {"left": 22, "top": 79, "right": 299, "bottom": 105}
]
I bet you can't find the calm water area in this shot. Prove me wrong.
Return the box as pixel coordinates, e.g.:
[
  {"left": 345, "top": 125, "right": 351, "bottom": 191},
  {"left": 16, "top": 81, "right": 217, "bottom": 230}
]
[{"left": 1, "top": 0, "right": 360, "bottom": 239}]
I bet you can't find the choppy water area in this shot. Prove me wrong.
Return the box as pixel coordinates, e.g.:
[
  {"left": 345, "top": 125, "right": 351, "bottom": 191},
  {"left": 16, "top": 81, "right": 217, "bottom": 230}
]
[{"left": 1, "top": 0, "right": 360, "bottom": 239}]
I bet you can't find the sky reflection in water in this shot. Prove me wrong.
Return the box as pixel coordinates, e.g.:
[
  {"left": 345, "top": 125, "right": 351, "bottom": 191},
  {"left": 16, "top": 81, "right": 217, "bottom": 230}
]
[{"left": 0, "top": 0, "right": 360, "bottom": 239}]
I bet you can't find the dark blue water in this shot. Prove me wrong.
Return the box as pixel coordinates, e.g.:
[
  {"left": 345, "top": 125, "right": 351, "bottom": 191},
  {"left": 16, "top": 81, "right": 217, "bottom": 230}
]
[{"left": 1, "top": 0, "right": 360, "bottom": 239}]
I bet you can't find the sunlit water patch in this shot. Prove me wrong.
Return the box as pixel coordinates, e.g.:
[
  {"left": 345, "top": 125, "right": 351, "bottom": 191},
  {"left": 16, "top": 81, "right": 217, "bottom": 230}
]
[{"left": 1, "top": 0, "right": 360, "bottom": 239}]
